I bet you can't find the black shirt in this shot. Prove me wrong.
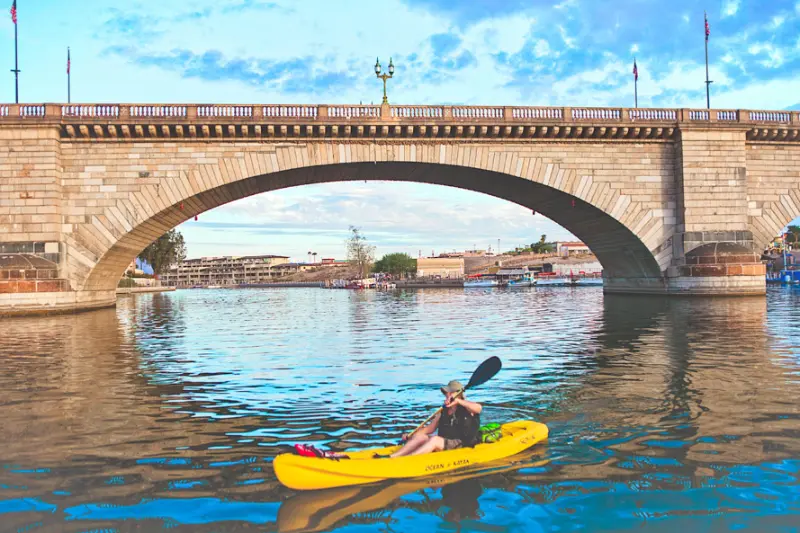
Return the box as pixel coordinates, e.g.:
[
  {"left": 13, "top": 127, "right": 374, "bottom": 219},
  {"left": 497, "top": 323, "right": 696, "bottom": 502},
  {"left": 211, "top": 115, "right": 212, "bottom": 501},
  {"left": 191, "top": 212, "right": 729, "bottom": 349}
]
[{"left": 438, "top": 405, "right": 480, "bottom": 446}]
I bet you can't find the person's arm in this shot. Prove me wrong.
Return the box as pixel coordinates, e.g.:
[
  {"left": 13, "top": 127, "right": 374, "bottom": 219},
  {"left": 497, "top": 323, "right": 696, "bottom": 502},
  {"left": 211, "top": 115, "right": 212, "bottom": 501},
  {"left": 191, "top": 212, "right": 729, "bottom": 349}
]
[
  {"left": 404, "top": 412, "right": 440, "bottom": 440},
  {"left": 423, "top": 412, "right": 441, "bottom": 435},
  {"left": 453, "top": 398, "right": 482, "bottom": 415}
]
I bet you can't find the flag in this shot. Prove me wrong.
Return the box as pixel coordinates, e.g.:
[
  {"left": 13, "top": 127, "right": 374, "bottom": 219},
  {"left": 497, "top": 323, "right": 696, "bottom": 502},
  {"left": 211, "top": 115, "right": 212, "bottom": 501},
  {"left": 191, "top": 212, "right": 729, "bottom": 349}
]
[
  {"left": 10, "top": 0, "right": 16, "bottom": 24},
  {"left": 67, "top": 48, "right": 71, "bottom": 74},
  {"left": 633, "top": 59, "right": 638, "bottom": 81},
  {"left": 704, "top": 12, "right": 710, "bottom": 40}
]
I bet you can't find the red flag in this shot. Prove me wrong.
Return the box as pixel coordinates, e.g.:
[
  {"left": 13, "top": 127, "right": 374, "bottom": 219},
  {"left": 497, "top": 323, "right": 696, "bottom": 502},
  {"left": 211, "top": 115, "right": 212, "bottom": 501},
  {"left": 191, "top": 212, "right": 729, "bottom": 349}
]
[
  {"left": 704, "top": 12, "right": 710, "bottom": 40},
  {"left": 10, "top": 0, "right": 16, "bottom": 24},
  {"left": 633, "top": 59, "right": 638, "bottom": 81}
]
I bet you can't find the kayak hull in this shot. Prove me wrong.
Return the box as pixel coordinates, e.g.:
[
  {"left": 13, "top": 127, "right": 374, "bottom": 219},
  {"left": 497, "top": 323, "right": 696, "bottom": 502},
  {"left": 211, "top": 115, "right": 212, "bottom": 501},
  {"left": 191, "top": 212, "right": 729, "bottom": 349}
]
[{"left": 273, "top": 419, "right": 548, "bottom": 491}]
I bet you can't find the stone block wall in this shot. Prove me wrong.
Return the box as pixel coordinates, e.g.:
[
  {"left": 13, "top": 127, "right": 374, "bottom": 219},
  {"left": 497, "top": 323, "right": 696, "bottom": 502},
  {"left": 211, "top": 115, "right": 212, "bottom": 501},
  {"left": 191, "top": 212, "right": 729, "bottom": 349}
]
[
  {"left": 746, "top": 143, "right": 800, "bottom": 248},
  {"left": 0, "top": 126, "right": 63, "bottom": 244},
  {"left": 679, "top": 129, "right": 749, "bottom": 234}
]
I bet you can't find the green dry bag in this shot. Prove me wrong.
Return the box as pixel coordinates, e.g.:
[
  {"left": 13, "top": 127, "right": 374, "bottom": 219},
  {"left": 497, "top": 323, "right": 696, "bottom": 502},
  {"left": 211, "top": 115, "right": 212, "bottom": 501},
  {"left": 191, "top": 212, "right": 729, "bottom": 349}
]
[{"left": 479, "top": 423, "right": 502, "bottom": 444}]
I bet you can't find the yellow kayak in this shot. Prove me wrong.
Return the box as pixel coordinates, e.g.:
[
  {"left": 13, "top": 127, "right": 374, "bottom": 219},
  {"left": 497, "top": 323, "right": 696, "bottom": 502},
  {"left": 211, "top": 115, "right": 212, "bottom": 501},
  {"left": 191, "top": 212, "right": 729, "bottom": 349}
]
[
  {"left": 273, "top": 419, "right": 548, "bottom": 491},
  {"left": 277, "top": 448, "right": 551, "bottom": 533}
]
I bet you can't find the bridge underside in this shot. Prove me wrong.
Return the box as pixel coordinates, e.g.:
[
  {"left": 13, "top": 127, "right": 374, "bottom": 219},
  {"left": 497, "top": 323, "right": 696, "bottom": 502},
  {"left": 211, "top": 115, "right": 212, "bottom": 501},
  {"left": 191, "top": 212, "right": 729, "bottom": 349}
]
[{"left": 84, "top": 162, "right": 665, "bottom": 296}]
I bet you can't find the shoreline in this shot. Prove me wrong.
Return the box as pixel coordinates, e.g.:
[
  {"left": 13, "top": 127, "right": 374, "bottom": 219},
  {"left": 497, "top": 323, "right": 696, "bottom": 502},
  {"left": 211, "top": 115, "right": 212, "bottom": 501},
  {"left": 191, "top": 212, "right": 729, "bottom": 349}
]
[{"left": 116, "top": 286, "right": 176, "bottom": 295}]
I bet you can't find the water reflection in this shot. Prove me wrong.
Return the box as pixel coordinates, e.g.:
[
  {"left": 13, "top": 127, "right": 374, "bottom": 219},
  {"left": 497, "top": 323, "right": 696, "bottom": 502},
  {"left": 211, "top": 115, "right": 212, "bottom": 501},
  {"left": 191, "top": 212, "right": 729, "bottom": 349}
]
[{"left": 0, "top": 287, "right": 798, "bottom": 531}]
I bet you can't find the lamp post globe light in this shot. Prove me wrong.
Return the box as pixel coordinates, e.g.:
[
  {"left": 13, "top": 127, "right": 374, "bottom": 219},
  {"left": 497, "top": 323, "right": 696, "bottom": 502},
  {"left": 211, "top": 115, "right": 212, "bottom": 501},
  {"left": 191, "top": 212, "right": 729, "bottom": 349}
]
[{"left": 374, "top": 57, "right": 395, "bottom": 105}]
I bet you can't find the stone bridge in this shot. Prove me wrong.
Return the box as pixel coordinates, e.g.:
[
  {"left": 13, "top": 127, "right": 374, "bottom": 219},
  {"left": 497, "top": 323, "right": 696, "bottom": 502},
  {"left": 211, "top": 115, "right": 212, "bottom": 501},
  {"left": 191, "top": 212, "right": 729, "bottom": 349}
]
[{"left": 1, "top": 102, "right": 799, "bottom": 314}]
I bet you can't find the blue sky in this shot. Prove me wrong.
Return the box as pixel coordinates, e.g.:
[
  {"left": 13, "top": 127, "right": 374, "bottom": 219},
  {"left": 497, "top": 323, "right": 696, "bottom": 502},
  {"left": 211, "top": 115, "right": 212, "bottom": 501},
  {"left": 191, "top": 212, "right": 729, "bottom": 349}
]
[{"left": 4, "top": 0, "right": 800, "bottom": 260}]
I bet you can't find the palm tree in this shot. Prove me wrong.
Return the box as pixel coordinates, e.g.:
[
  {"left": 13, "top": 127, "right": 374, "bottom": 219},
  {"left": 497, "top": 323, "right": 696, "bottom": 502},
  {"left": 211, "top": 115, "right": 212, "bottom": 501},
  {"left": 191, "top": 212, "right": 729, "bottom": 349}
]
[{"left": 312, "top": 252, "right": 317, "bottom": 264}]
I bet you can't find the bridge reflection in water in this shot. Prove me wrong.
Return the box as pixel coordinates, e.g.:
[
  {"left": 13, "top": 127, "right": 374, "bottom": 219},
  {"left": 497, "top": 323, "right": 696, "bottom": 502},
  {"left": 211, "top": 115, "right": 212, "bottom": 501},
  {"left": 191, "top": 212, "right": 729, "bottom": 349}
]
[{"left": 0, "top": 287, "right": 798, "bottom": 530}]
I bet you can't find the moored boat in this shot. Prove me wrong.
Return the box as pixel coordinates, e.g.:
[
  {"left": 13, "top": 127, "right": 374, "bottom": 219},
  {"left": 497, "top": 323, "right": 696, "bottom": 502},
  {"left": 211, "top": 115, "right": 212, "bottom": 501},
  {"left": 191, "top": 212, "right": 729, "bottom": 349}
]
[
  {"left": 464, "top": 276, "right": 498, "bottom": 288},
  {"left": 273, "top": 419, "right": 548, "bottom": 491},
  {"left": 507, "top": 272, "right": 536, "bottom": 288}
]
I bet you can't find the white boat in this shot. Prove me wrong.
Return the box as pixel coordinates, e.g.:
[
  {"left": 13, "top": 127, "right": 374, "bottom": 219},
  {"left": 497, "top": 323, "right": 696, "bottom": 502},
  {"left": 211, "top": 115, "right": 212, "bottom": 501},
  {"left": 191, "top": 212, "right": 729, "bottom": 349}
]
[
  {"left": 464, "top": 278, "right": 498, "bottom": 288},
  {"left": 535, "top": 276, "right": 573, "bottom": 287}
]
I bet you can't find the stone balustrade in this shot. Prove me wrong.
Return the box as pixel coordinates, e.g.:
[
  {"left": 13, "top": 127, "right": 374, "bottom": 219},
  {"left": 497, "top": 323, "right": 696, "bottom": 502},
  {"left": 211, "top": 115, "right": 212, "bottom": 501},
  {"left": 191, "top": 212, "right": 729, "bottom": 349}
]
[{"left": 0, "top": 103, "right": 797, "bottom": 142}]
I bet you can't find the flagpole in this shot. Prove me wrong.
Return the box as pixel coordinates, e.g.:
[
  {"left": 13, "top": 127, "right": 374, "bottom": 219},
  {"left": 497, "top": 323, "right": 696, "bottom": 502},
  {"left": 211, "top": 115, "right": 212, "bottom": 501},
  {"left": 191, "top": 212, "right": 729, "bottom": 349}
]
[
  {"left": 12, "top": 7, "right": 19, "bottom": 103},
  {"left": 67, "top": 47, "right": 71, "bottom": 104},
  {"left": 634, "top": 58, "right": 638, "bottom": 108},
  {"left": 704, "top": 11, "right": 711, "bottom": 109}
]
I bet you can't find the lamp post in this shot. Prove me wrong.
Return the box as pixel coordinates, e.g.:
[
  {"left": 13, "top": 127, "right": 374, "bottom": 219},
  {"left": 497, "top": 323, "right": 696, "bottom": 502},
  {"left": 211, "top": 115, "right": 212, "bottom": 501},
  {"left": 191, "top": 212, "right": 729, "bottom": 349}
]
[{"left": 374, "top": 57, "right": 395, "bottom": 105}]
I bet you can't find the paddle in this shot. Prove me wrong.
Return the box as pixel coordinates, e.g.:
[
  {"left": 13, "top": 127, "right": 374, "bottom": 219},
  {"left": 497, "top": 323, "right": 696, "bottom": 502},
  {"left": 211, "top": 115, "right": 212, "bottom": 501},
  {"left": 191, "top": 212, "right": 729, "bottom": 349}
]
[{"left": 407, "top": 356, "right": 502, "bottom": 439}]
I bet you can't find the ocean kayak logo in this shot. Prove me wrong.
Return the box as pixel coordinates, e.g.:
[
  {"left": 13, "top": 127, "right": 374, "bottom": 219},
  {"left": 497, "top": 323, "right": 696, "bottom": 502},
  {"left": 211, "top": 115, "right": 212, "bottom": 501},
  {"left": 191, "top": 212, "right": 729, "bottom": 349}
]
[{"left": 425, "top": 458, "right": 471, "bottom": 472}]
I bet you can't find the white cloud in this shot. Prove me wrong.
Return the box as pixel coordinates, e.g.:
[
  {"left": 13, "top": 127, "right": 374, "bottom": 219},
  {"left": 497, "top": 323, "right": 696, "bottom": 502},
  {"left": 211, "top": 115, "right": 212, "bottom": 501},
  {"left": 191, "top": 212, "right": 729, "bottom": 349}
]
[
  {"left": 770, "top": 14, "right": 786, "bottom": 28},
  {"left": 722, "top": 0, "right": 741, "bottom": 17},
  {"left": 557, "top": 25, "right": 577, "bottom": 49},
  {"left": 630, "top": 44, "right": 639, "bottom": 54},
  {"left": 533, "top": 39, "right": 552, "bottom": 58},
  {"left": 554, "top": 0, "right": 579, "bottom": 10},
  {"left": 464, "top": 14, "right": 537, "bottom": 56},
  {"left": 747, "top": 42, "right": 786, "bottom": 68},
  {"left": 713, "top": 76, "right": 800, "bottom": 110},
  {"left": 720, "top": 52, "right": 747, "bottom": 72},
  {"left": 682, "top": 13, "right": 690, "bottom": 23}
]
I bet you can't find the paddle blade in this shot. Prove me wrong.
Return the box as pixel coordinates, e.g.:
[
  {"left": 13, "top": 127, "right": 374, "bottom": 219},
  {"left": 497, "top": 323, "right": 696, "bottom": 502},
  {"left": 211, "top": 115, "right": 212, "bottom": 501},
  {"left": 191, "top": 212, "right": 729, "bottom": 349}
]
[{"left": 465, "top": 356, "right": 502, "bottom": 390}]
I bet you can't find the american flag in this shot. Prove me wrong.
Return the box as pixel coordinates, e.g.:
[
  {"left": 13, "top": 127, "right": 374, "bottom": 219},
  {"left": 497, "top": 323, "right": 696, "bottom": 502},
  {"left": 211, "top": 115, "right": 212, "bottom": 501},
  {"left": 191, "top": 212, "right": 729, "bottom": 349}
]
[
  {"left": 633, "top": 59, "right": 638, "bottom": 81},
  {"left": 67, "top": 48, "right": 71, "bottom": 75},
  {"left": 705, "top": 12, "right": 710, "bottom": 40},
  {"left": 10, "top": 0, "right": 16, "bottom": 24}
]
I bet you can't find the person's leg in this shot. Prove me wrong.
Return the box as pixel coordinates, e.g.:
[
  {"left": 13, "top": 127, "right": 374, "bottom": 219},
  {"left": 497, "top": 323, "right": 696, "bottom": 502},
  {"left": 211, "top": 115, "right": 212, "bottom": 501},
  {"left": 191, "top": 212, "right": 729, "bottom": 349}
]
[
  {"left": 409, "top": 435, "right": 446, "bottom": 456},
  {"left": 389, "top": 433, "right": 429, "bottom": 458}
]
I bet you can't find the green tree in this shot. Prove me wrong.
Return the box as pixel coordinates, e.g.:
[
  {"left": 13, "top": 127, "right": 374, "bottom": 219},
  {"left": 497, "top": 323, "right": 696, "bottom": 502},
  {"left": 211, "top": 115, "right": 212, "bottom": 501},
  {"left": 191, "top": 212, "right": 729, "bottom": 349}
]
[
  {"left": 346, "top": 226, "right": 376, "bottom": 279},
  {"left": 373, "top": 253, "right": 417, "bottom": 276},
  {"left": 138, "top": 229, "right": 187, "bottom": 277},
  {"left": 787, "top": 225, "right": 800, "bottom": 248},
  {"left": 530, "top": 234, "right": 548, "bottom": 253}
]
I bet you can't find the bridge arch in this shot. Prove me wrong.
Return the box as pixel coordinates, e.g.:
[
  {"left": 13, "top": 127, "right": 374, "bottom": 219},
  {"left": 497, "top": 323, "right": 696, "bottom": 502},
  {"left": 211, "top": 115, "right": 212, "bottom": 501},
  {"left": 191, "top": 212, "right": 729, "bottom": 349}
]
[{"left": 66, "top": 141, "right": 675, "bottom": 295}]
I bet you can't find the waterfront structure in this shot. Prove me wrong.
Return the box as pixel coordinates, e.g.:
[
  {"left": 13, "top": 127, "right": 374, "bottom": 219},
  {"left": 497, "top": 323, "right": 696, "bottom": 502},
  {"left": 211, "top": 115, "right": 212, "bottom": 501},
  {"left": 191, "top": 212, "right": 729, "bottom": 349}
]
[
  {"left": 555, "top": 241, "right": 591, "bottom": 256},
  {"left": 416, "top": 257, "right": 465, "bottom": 278},
  {"left": 161, "top": 254, "right": 289, "bottom": 287},
  {"left": 1, "top": 102, "right": 798, "bottom": 314}
]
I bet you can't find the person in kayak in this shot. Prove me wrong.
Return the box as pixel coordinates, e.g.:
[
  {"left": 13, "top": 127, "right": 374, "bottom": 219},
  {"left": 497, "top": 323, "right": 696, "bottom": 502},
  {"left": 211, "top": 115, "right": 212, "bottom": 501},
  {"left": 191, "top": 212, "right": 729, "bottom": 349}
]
[
  {"left": 380, "top": 379, "right": 482, "bottom": 458},
  {"left": 294, "top": 380, "right": 482, "bottom": 460}
]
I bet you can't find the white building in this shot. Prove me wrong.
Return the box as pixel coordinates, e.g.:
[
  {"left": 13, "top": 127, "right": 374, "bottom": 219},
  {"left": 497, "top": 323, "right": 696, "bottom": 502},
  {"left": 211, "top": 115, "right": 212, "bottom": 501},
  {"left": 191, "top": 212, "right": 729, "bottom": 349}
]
[{"left": 555, "top": 241, "right": 591, "bottom": 257}]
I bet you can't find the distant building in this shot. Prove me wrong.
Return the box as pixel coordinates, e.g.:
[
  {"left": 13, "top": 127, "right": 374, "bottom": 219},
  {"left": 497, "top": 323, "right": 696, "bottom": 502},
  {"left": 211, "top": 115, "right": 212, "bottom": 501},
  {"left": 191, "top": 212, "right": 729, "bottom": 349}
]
[
  {"left": 555, "top": 241, "right": 591, "bottom": 257},
  {"left": 161, "top": 254, "right": 290, "bottom": 287},
  {"left": 417, "top": 257, "right": 464, "bottom": 278},
  {"left": 462, "top": 249, "right": 487, "bottom": 257}
]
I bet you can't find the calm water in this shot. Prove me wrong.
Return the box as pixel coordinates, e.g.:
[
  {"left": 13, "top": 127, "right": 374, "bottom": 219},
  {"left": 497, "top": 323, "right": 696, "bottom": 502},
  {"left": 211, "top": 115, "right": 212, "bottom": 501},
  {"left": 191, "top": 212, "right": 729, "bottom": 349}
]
[{"left": 1, "top": 287, "right": 800, "bottom": 532}]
